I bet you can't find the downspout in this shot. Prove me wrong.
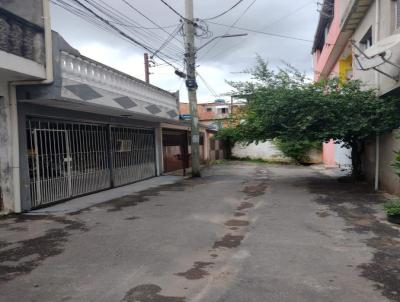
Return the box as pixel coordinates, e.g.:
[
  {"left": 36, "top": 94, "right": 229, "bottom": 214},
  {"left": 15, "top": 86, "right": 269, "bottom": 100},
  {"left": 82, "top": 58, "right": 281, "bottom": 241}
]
[
  {"left": 374, "top": 0, "right": 380, "bottom": 191},
  {"left": 9, "top": 0, "right": 53, "bottom": 212}
]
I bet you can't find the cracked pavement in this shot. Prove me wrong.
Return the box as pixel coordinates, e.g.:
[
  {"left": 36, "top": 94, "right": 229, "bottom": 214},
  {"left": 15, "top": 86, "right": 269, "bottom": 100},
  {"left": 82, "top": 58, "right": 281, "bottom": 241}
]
[{"left": 0, "top": 162, "right": 399, "bottom": 302}]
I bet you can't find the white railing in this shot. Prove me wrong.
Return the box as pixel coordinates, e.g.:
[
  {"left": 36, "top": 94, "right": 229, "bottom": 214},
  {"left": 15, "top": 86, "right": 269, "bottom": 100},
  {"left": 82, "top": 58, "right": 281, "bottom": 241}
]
[{"left": 60, "top": 51, "right": 177, "bottom": 110}]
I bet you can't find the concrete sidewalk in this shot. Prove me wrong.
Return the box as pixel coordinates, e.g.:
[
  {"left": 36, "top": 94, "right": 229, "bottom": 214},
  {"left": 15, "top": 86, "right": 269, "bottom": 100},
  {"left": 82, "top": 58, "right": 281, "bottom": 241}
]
[
  {"left": 31, "top": 175, "right": 183, "bottom": 215},
  {"left": 0, "top": 162, "right": 399, "bottom": 302}
]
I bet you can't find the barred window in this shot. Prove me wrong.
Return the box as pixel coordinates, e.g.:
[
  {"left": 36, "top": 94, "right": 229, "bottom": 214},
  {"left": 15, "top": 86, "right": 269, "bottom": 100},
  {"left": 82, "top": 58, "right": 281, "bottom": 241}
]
[{"left": 396, "top": 0, "right": 400, "bottom": 29}]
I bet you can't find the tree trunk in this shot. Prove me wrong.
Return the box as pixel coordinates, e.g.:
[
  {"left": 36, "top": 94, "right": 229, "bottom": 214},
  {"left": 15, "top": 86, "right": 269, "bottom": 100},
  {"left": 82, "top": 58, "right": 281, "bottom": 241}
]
[{"left": 350, "top": 140, "right": 364, "bottom": 180}]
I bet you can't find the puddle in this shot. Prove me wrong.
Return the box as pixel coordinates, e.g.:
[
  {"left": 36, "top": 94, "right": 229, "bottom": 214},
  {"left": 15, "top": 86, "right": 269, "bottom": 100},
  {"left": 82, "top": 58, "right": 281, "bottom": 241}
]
[
  {"left": 0, "top": 215, "right": 87, "bottom": 282},
  {"left": 236, "top": 202, "right": 254, "bottom": 211},
  {"left": 213, "top": 234, "right": 244, "bottom": 249},
  {"left": 224, "top": 220, "right": 249, "bottom": 227},
  {"left": 121, "top": 284, "right": 185, "bottom": 302},
  {"left": 175, "top": 261, "right": 214, "bottom": 280}
]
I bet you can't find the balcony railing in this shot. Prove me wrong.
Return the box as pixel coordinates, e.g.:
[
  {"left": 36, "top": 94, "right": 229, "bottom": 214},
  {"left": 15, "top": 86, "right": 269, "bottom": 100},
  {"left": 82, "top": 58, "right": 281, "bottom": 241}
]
[
  {"left": 60, "top": 51, "right": 178, "bottom": 112},
  {"left": 0, "top": 8, "right": 45, "bottom": 64}
]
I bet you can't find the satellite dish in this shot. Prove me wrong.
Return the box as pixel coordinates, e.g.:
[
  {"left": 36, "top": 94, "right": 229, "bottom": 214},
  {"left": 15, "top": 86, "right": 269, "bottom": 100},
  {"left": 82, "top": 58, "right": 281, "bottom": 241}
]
[
  {"left": 355, "top": 50, "right": 391, "bottom": 70},
  {"left": 364, "top": 34, "right": 400, "bottom": 57}
]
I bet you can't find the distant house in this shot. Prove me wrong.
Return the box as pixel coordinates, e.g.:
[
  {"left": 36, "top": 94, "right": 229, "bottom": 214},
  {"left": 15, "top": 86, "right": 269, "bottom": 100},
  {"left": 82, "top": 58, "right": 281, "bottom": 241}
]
[{"left": 179, "top": 99, "right": 244, "bottom": 130}]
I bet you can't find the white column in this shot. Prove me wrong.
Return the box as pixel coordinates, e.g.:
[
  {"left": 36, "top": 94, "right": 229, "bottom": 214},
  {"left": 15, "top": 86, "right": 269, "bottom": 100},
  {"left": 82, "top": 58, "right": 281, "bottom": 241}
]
[{"left": 154, "top": 126, "right": 164, "bottom": 176}]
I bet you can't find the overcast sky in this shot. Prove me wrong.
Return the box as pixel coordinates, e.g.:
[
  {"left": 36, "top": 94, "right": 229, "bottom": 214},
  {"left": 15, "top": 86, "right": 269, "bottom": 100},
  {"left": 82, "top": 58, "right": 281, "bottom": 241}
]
[{"left": 50, "top": 0, "right": 319, "bottom": 103}]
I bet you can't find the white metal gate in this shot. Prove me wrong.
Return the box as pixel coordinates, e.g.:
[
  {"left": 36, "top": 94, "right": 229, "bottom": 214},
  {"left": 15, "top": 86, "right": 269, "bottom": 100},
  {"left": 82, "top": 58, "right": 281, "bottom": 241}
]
[
  {"left": 111, "top": 127, "right": 156, "bottom": 187},
  {"left": 27, "top": 120, "right": 111, "bottom": 207},
  {"left": 27, "top": 119, "right": 156, "bottom": 208}
]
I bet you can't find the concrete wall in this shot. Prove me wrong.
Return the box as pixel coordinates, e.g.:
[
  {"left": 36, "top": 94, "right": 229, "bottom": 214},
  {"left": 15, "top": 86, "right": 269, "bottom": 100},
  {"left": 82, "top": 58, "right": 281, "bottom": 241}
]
[
  {"left": 0, "top": 82, "right": 14, "bottom": 212},
  {"left": 0, "top": 0, "right": 46, "bottom": 64},
  {"left": 0, "top": 0, "right": 44, "bottom": 27},
  {"left": 352, "top": 1, "right": 400, "bottom": 193},
  {"left": 352, "top": 0, "right": 400, "bottom": 95},
  {"left": 363, "top": 130, "right": 400, "bottom": 194},
  {"left": 232, "top": 141, "right": 291, "bottom": 162}
]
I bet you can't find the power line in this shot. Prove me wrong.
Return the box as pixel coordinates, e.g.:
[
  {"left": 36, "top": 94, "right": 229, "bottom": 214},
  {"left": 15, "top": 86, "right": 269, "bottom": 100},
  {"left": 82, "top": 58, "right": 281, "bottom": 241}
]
[
  {"left": 69, "top": 0, "right": 183, "bottom": 70},
  {"left": 160, "top": 0, "right": 188, "bottom": 21},
  {"left": 202, "top": 0, "right": 245, "bottom": 21},
  {"left": 208, "top": 22, "right": 313, "bottom": 43},
  {"left": 196, "top": 72, "right": 219, "bottom": 98},
  {"left": 84, "top": 0, "right": 185, "bottom": 58},
  {"left": 200, "top": 0, "right": 314, "bottom": 62},
  {"left": 122, "top": 0, "right": 184, "bottom": 46},
  {"left": 199, "top": 0, "right": 258, "bottom": 60}
]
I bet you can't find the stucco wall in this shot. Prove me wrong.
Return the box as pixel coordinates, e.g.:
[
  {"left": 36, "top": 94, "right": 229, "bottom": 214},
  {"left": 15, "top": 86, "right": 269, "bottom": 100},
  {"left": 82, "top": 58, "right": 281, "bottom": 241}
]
[
  {"left": 352, "top": 0, "right": 400, "bottom": 95},
  {"left": 363, "top": 130, "right": 400, "bottom": 195},
  {"left": 232, "top": 141, "right": 291, "bottom": 162},
  {"left": 0, "top": 0, "right": 45, "bottom": 64},
  {"left": 0, "top": 0, "right": 44, "bottom": 27}
]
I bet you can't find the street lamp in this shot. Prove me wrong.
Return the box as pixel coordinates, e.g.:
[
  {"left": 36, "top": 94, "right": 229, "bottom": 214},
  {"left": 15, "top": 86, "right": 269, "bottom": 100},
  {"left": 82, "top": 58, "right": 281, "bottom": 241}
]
[{"left": 196, "top": 34, "right": 248, "bottom": 52}]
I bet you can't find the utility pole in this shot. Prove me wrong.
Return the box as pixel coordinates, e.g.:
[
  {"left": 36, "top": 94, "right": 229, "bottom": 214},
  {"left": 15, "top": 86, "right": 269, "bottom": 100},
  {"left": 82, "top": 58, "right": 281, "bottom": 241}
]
[
  {"left": 144, "top": 53, "right": 150, "bottom": 84},
  {"left": 184, "top": 0, "right": 201, "bottom": 177}
]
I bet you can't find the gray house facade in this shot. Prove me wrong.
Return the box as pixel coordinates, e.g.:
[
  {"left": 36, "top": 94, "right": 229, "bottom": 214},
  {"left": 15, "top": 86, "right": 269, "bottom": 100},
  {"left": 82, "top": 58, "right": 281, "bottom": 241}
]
[{"left": 13, "top": 32, "right": 180, "bottom": 211}]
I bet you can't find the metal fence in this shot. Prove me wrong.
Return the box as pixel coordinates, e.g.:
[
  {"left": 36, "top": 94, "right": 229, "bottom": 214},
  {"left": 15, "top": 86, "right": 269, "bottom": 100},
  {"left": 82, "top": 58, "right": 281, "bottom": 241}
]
[
  {"left": 27, "top": 119, "right": 156, "bottom": 208},
  {"left": 111, "top": 127, "right": 156, "bottom": 186}
]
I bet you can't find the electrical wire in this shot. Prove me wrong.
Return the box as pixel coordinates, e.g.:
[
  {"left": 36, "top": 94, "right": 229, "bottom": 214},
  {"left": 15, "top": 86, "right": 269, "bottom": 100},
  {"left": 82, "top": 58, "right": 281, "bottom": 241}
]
[
  {"left": 80, "top": 0, "right": 184, "bottom": 60},
  {"left": 85, "top": 0, "right": 185, "bottom": 58},
  {"left": 208, "top": 21, "right": 313, "bottom": 43},
  {"left": 122, "top": 0, "right": 184, "bottom": 46},
  {"left": 199, "top": 0, "right": 258, "bottom": 60},
  {"left": 68, "top": 0, "right": 184, "bottom": 70},
  {"left": 200, "top": 0, "right": 315, "bottom": 62},
  {"left": 196, "top": 72, "right": 219, "bottom": 98},
  {"left": 160, "top": 0, "right": 188, "bottom": 21},
  {"left": 202, "top": 0, "right": 245, "bottom": 21}
]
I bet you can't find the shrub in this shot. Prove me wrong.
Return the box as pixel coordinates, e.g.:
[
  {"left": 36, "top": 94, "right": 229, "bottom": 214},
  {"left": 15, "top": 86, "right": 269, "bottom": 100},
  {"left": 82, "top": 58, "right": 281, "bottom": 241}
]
[
  {"left": 384, "top": 199, "right": 400, "bottom": 216},
  {"left": 274, "top": 139, "right": 321, "bottom": 163}
]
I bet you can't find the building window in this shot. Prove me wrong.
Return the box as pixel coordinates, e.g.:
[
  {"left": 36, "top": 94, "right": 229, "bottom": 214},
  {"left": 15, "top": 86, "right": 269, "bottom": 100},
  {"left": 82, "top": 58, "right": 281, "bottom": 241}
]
[
  {"left": 221, "top": 108, "right": 227, "bottom": 114},
  {"left": 206, "top": 107, "right": 212, "bottom": 112},
  {"left": 360, "top": 27, "right": 373, "bottom": 50},
  {"left": 396, "top": 0, "right": 400, "bottom": 29}
]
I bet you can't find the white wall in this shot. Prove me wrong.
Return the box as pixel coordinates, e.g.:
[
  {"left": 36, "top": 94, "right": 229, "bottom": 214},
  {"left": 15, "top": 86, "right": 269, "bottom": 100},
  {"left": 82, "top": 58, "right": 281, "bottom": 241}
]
[{"left": 232, "top": 141, "right": 291, "bottom": 162}]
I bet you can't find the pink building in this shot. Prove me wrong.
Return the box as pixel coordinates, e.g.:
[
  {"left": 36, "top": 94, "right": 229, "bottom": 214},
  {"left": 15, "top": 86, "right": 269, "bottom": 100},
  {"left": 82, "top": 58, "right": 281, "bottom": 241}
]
[{"left": 312, "top": 0, "right": 353, "bottom": 168}]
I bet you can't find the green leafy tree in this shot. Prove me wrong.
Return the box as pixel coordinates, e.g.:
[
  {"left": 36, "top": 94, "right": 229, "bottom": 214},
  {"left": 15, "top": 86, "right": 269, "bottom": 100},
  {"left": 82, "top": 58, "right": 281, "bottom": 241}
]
[{"left": 224, "top": 56, "right": 400, "bottom": 179}]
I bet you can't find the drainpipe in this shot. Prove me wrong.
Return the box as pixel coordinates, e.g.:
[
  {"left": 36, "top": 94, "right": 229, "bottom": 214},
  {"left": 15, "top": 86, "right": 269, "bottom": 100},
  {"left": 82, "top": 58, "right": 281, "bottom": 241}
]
[
  {"left": 374, "top": 0, "right": 381, "bottom": 191},
  {"left": 8, "top": 0, "right": 54, "bottom": 212}
]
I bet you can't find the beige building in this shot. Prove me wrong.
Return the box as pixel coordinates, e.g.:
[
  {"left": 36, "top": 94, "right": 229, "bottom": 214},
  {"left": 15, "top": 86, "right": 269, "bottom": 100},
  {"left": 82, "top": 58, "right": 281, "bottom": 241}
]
[{"left": 346, "top": 0, "right": 400, "bottom": 193}]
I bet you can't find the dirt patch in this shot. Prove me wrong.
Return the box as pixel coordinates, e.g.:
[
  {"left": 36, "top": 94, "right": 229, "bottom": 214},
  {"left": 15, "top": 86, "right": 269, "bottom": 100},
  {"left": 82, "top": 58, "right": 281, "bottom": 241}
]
[
  {"left": 121, "top": 284, "right": 185, "bottom": 302},
  {"left": 224, "top": 219, "right": 249, "bottom": 227},
  {"left": 308, "top": 177, "right": 400, "bottom": 301},
  {"left": 0, "top": 215, "right": 88, "bottom": 282},
  {"left": 241, "top": 168, "right": 269, "bottom": 199},
  {"left": 125, "top": 216, "right": 140, "bottom": 221},
  {"left": 213, "top": 234, "right": 244, "bottom": 249},
  {"left": 237, "top": 202, "right": 254, "bottom": 211},
  {"left": 175, "top": 261, "right": 214, "bottom": 280},
  {"left": 316, "top": 210, "right": 331, "bottom": 218},
  {"left": 234, "top": 212, "right": 246, "bottom": 217},
  {"left": 72, "top": 176, "right": 222, "bottom": 214}
]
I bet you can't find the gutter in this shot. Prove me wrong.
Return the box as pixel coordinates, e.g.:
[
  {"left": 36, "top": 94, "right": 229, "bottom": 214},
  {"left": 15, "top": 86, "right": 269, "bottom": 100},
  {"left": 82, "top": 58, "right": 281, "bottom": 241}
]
[
  {"left": 8, "top": 0, "right": 53, "bottom": 212},
  {"left": 374, "top": 0, "right": 380, "bottom": 191}
]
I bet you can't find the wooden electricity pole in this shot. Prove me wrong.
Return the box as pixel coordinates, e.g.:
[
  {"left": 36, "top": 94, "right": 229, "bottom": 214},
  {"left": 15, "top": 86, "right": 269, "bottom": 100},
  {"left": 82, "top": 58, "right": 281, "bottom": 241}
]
[{"left": 184, "top": 0, "right": 201, "bottom": 177}]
